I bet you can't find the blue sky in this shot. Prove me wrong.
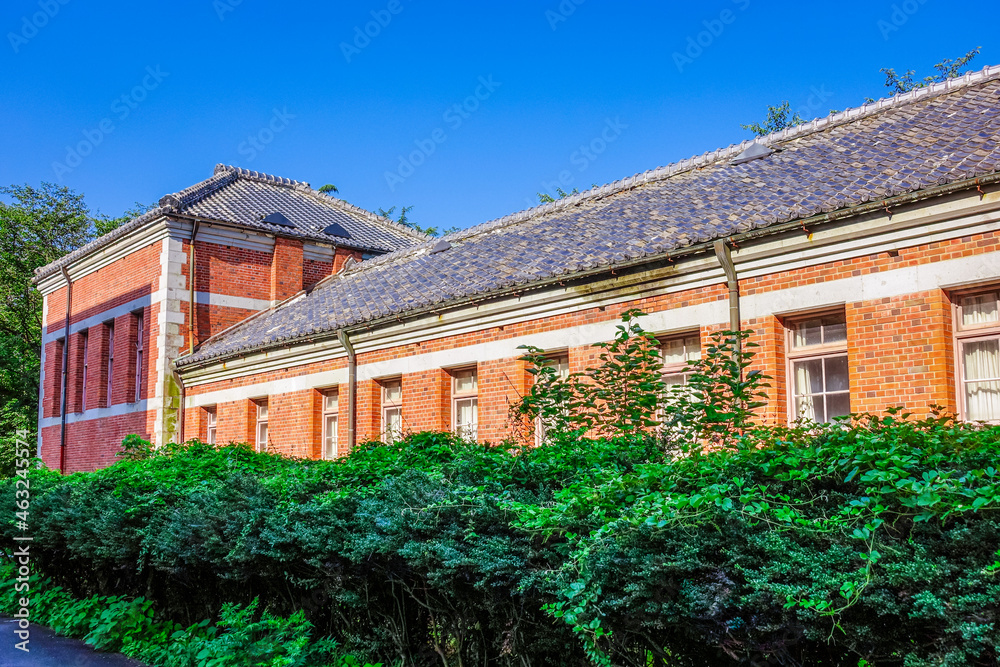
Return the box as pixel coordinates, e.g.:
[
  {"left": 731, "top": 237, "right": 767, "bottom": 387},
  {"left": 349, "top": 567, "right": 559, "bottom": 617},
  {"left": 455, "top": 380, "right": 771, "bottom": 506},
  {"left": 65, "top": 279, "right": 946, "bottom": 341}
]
[{"left": 1, "top": 0, "right": 996, "bottom": 232}]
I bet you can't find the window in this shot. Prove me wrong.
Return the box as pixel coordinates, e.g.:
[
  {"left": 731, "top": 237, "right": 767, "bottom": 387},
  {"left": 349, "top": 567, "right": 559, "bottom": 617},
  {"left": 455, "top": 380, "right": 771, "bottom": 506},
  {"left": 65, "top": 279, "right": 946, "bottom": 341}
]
[
  {"left": 661, "top": 334, "right": 700, "bottom": 388},
  {"left": 452, "top": 368, "right": 478, "bottom": 440},
  {"left": 80, "top": 332, "right": 89, "bottom": 412},
  {"left": 322, "top": 391, "right": 339, "bottom": 458},
  {"left": 381, "top": 380, "right": 402, "bottom": 443},
  {"left": 205, "top": 407, "right": 217, "bottom": 445},
  {"left": 53, "top": 338, "right": 65, "bottom": 417},
  {"left": 106, "top": 323, "right": 115, "bottom": 407},
  {"left": 787, "top": 313, "right": 850, "bottom": 423},
  {"left": 255, "top": 400, "right": 269, "bottom": 452},
  {"left": 133, "top": 313, "right": 144, "bottom": 403},
  {"left": 956, "top": 290, "right": 1000, "bottom": 422},
  {"left": 536, "top": 354, "right": 569, "bottom": 445}
]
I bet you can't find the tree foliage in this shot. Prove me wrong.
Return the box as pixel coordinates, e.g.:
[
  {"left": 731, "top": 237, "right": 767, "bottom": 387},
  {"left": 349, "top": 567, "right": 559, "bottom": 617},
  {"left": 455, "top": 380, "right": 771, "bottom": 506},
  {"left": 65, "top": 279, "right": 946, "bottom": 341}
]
[
  {"left": 377, "top": 205, "right": 457, "bottom": 238},
  {"left": 537, "top": 187, "right": 579, "bottom": 204},
  {"left": 740, "top": 100, "right": 805, "bottom": 137},
  {"left": 0, "top": 562, "right": 376, "bottom": 666},
  {"left": 880, "top": 47, "right": 981, "bottom": 95},
  {"left": 743, "top": 48, "right": 982, "bottom": 136}
]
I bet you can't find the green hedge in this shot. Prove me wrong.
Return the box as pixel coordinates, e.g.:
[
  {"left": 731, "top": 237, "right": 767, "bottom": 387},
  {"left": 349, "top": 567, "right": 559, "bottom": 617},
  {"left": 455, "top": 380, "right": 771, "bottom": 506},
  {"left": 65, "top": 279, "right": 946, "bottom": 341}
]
[
  {"left": 3, "top": 417, "right": 1000, "bottom": 666},
  {"left": 0, "top": 563, "right": 376, "bottom": 666}
]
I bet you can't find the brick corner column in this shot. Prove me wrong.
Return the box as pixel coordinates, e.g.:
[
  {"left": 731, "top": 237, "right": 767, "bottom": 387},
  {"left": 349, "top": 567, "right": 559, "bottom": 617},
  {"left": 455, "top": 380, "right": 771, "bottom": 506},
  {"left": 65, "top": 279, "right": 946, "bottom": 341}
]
[{"left": 270, "top": 237, "right": 304, "bottom": 303}]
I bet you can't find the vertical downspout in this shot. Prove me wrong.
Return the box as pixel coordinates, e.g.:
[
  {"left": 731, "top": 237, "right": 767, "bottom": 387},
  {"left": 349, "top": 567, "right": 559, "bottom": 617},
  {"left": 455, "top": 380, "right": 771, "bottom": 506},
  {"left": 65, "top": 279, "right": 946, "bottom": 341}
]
[
  {"left": 188, "top": 220, "right": 200, "bottom": 355},
  {"left": 58, "top": 267, "right": 72, "bottom": 473},
  {"left": 713, "top": 238, "right": 742, "bottom": 352},
  {"left": 336, "top": 329, "right": 356, "bottom": 450},
  {"left": 176, "top": 220, "right": 200, "bottom": 445}
]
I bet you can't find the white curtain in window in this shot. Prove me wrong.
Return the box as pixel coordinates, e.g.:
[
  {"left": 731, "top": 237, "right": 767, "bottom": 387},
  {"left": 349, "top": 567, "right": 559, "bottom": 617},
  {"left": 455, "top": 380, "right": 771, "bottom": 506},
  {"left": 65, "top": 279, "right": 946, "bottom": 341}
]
[
  {"left": 324, "top": 415, "right": 338, "bottom": 458},
  {"left": 963, "top": 339, "right": 1000, "bottom": 421},
  {"left": 963, "top": 294, "right": 999, "bottom": 327},
  {"left": 256, "top": 422, "right": 268, "bottom": 452},
  {"left": 793, "top": 359, "right": 819, "bottom": 421},
  {"left": 455, "top": 398, "right": 478, "bottom": 439},
  {"left": 384, "top": 407, "right": 402, "bottom": 443}
]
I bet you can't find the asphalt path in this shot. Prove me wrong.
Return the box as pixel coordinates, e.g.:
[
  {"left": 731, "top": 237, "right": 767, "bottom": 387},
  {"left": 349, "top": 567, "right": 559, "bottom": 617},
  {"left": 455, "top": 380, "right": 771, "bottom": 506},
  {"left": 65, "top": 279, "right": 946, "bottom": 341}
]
[{"left": 0, "top": 616, "right": 149, "bottom": 667}]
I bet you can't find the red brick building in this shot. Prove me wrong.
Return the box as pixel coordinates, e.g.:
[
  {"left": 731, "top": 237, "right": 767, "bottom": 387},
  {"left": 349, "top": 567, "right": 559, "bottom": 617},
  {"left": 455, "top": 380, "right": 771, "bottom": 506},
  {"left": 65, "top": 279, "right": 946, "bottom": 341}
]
[
  {"left": 35, "top": 67, "right": 1000, "bottom": 471},
  {"left": 33, "top": 165, "right": 426, "bottom": 471}
]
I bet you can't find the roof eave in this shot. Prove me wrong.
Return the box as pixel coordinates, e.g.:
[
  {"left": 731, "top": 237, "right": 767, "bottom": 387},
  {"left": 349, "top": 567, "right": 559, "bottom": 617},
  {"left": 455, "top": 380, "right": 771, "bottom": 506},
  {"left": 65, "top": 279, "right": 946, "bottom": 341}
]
[{"left": 173, "top": 171, "right": 1000, "bottom": 373}]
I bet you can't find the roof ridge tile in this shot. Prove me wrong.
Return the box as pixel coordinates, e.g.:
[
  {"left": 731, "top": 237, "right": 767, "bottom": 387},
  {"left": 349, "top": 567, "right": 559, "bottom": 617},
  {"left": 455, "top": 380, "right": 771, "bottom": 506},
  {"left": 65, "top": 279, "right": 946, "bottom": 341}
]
[
  {"left": 457, "top": 64, "right": 1000, "bottom": 240},
  {"left": 294, "top": 184, "right": 432, "bottom": 242}
]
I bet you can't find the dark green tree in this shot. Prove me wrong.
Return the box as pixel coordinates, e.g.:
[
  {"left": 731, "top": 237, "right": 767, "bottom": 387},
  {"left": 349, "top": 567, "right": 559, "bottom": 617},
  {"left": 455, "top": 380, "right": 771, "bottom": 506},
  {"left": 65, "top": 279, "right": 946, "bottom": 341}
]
[
  {"left": 880, "top": 47, "right": 981, "bottom": 94},
  {"left": 740, "top": 100, "right": 805, "bottom": 137},
  {"left": 744, "top": 48, "right": 983, "bottom": 135},
  {"left": 377, "top": 205, "right": 457, "bottom": 237},
  {"left": 537, "top": 187, "right": 580, "bottom": 204},
  {"left": 93, "top": 201, "right": 153, "bottom": 237}
]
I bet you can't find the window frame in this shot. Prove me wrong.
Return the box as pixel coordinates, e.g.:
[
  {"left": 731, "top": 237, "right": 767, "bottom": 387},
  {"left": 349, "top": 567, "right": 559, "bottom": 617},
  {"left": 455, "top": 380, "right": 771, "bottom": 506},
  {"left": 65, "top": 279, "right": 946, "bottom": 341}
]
[
  {"left": 53, "top": 337, "right": 65, "bottom": 417},
  {"left": 254, "top": 399, "right": 269, "bottom": 452},
  {"left": 784, "top": 310, "right": 851, "bottom": 424},
  {"left": 381, "top": 378, "right": 403, "bottom": 444},
  {"left": 953, "top": 288, "right": 1000, "bottom": 422},
  {"left": 322, "top": 389, "right": 339, "bottom": 458},
  {"left": 106, "top": 322, "right": 115, "bottom": 407},
  {"left": 659, "top": 332, "right": 701, "bottom": 388},
  {"left": 205, "top": 407, "right": 217, "bottom": 445},
  {"left": 535, "top": 352, "right": 570, "bottom": 445},
  {"left": 80, "top": 331, "right": 88, "bottom": 413},
  {"left": 451, "top": 367, "right": 479, "bottom": 440},
  {"left": 133, "top": 312, "right": 144, "bottom": 403}
]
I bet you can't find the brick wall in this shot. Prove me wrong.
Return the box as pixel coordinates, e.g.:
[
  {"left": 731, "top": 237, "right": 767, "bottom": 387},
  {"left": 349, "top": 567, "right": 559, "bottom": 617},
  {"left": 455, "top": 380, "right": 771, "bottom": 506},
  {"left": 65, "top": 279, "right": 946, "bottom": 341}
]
[
  {"left": 180, "top": 229, "right": 1000, "bottom": 462},
  {"left": 195, "top": 240, "right": 272, "bottom": 301},
  {"left": 39, "top": 225, "right": 380, "bottom": 471},
  {"left": 40, "top": 411, "right": 152, "bottom": 473},
  {"left": 215, "top": 399, "right": 255, "bottom": 446},
  {"left": 847, "top": 289, "right": 956, "bottom": 414},
  {"left": 478, "top": 358, "right": 530, "bottom": 443},
  {"left": 400, "top": 369, "right": 451, "bottom": 433},
  {"left": 356, "top": 379, "right": 383, "bottom": 443},
  {"left": 270, "top": 238, "right": 304, "bottom": 303},
  {"left": 46, "top": 214, "right": 1000, "bottom": 470},
  {"left": 86, "top": 323, "right": 112, "bottom": 409},
  {"left": 304, "top": 259, "right": 333, "bottom": 289},
  {"left": 43, "top": 242, "right": 161, "bottom": 336},
  {"left": 42, "top": 339, "right": 63, "bottom": 419},
  {"left": 268, "top": 389, "right": 316, "bottom": 457}
]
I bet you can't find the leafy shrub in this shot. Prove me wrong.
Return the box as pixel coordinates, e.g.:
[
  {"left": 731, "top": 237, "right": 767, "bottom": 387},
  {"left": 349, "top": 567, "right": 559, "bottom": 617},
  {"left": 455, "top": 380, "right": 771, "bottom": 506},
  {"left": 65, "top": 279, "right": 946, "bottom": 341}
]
[
  {"left": 0, "top": 562, "right": 378, "bottom": 666},
  {"left": 2, "top": 312, "right": 998, "bottom": 665},
  {"left": 529, "top": 409, "right": 1000, "bottom": 666},
  {"left": 1, "top": 432, "right": 663, "bottom": 665}
]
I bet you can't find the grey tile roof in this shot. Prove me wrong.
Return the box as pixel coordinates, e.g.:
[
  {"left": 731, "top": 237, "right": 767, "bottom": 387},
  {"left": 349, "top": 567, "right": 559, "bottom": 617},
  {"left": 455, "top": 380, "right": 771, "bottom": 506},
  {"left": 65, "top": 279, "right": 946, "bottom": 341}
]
[
  {"left": 33, "top": 165, "right": 428, "bottom": 282},
  {"left": 174, "top": 65, "right": 999, "bottom": 367}
]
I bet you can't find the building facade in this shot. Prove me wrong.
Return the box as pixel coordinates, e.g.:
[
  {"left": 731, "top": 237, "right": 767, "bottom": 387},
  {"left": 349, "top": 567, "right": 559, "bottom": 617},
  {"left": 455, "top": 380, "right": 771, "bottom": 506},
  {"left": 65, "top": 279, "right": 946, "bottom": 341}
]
[
  {"left": 35, "top": 67, "right": 1000, "bottom": 471},
  {"left": 34, "top": 165, "right": 427, "bottom": 471}
]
